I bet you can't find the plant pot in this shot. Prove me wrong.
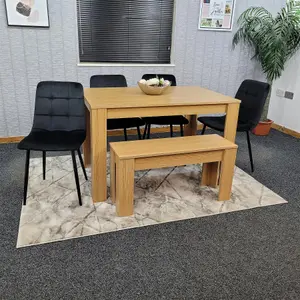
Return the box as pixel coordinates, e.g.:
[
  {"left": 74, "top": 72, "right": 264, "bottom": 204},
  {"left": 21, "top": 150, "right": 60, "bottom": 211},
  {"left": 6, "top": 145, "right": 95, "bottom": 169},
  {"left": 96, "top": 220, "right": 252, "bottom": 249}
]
[{"left": 252, "top": 119, "right": 274, "bottom": 136}]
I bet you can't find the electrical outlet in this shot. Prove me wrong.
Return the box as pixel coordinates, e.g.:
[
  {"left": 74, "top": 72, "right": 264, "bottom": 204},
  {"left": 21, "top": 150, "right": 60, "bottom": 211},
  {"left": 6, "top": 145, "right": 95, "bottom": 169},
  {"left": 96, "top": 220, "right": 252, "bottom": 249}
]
[
  {"left": 276, "top": 89, "right": 285, "bottom": 97},
  {"left": 284, "top": 91, "right": 294, "bottom": 100}
]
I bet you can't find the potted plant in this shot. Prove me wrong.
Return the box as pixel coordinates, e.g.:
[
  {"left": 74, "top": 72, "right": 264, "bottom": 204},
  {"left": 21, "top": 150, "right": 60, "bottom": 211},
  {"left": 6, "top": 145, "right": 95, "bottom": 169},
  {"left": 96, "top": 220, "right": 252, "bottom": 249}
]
[{"left": 232, "top": 0, "right": 300, "bottom": 135}]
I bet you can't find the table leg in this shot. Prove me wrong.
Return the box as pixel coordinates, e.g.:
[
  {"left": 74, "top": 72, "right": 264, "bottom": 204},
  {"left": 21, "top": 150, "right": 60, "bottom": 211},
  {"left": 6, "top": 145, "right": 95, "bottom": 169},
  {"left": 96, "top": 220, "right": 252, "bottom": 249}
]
[
  {"left": 116, "top": 159, "right": 135, "bottom": 217},
  {"left": 207, "top": 103, "right": 239, "bottom": 188},
  {"left": 201, "top": 162, "right": 219, "bottom": 188},
  {"left": 110, "top": 149, "right": 116, "bottom": 203},
  {"left": 184, "top": 115, "right": 198, "bottom": 136},
  {"left": 91, "top": 109, "right": 107, "bottom": 203},
  {"left": 224, "top": 103, "right": 240, "bottom": 142},
  {"left": 83, "top": 106, "right": 91, "bottom": 167},
  {"left": 219, "top": 148, "right": 237, "bottom": 201}
]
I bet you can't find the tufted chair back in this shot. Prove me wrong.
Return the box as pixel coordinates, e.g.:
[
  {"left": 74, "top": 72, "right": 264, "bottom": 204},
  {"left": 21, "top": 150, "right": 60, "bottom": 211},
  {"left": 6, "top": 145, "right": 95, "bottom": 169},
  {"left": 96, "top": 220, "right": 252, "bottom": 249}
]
[
  {"left": 32, "top": 81, "right": 85, "bottom": 132},
  {"left": 236, "top": 80, "right": 270, "bottom": 129},
  {"left": 90, "top": 75, "right": 127, "bottom": 88}
]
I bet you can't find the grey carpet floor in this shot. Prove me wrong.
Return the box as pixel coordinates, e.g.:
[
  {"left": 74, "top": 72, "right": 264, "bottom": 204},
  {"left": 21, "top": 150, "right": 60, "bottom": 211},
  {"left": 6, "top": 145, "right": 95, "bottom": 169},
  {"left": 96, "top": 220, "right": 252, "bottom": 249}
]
[{"left": 0, "top": 129, "right": 300, "bottom": 300}]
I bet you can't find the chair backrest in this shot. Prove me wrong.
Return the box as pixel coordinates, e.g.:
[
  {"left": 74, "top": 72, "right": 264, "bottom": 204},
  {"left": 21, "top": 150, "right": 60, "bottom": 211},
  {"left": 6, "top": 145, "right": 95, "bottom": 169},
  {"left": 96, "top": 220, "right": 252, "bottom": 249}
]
[
  {"left": 142, "top": 74, "right": 177, "bottom": 86},
  {"left": 236, "top": 79, "right": 270, "bottom": 128},
  {"left": 90, "top": 75, "right": 127, "bottom": 88},
  {"left": 32, "top": 81, "right": 85, "bottom": 132}
]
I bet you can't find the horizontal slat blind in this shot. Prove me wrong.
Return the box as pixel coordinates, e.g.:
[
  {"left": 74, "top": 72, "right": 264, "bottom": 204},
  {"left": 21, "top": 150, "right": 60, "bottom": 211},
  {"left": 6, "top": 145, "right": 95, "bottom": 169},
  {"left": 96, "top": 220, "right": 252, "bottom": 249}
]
[{"left": 77, "top": 0, "right": 174, "bottom": 63}]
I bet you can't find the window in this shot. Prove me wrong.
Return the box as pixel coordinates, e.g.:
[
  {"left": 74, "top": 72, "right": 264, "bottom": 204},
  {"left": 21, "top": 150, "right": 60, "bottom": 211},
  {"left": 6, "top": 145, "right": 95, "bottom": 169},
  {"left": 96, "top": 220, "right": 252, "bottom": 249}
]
[{"left": 77, "top": 0, "right": 174, "bottom": 64}]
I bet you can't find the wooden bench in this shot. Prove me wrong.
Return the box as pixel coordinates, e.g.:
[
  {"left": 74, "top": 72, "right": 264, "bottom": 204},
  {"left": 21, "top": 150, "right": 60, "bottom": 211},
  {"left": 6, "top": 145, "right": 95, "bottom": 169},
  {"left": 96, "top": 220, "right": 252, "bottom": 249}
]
[{"left": 110, "top": 135, "right": 238, "bottom": 216}]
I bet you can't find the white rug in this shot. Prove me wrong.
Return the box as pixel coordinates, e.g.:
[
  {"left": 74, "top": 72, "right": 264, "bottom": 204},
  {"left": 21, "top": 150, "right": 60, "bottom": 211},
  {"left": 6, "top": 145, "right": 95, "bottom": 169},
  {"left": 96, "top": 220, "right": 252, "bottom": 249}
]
[{"left": 17, "top": 155, "right": 287, "bottom": 248}]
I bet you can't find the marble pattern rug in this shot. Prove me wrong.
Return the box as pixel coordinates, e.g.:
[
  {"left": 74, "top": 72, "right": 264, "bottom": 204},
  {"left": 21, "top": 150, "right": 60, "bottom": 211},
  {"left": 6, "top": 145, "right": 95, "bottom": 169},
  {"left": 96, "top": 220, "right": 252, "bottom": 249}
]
[{"left": 17, "top": 154, "right": 287, "bottom": 248}]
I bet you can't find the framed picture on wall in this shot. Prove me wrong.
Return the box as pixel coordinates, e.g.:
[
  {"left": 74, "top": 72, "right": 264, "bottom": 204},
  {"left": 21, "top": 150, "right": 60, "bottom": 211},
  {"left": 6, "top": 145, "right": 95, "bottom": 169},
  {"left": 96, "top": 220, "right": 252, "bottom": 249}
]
[
  {"left": 5, "top": 0, "right": 50, "bottom": 28},
  {"left": 198, "top": 0, "right": 235, "bottom": 31}
]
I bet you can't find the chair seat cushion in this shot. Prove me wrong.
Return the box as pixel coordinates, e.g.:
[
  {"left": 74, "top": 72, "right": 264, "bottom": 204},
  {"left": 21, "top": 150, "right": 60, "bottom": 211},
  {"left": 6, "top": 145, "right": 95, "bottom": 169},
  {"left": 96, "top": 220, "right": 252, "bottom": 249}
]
[
  {"left": 107, "top": 118, "right": 145, "bottom": 130},
  {"left": 143, "top": 116, "right": 189, "bottom": 125},
  {"left": 18, "top": 130, "right": 86, "bottom": 151},
  {"left": 198, "top": 116, "right": 251, "bottom": 132}
]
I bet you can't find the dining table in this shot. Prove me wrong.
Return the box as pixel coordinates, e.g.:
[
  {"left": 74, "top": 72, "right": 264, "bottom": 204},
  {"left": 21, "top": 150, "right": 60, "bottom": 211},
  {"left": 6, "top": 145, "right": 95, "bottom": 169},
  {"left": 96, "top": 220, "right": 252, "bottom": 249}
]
[{"left": 83, "top": 86, "right": 241, "bottom": 203}]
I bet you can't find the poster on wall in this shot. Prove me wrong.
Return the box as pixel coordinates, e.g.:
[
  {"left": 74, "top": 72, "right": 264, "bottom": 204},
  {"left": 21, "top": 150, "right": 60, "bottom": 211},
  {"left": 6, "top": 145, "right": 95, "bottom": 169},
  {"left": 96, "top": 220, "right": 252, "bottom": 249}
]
[
  {"left": 5, "top": 0, "right": 49, "bottom": 27},
  {"left": 198, "top": 0, "right": 235, "bottom": 31}
]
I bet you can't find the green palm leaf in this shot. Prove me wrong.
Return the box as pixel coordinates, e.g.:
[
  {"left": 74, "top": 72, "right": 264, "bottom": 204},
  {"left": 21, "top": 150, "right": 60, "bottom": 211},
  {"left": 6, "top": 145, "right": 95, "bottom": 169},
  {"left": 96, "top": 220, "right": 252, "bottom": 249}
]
[{"left": 233, "top": 0, "right": 300, "bottom": 82}]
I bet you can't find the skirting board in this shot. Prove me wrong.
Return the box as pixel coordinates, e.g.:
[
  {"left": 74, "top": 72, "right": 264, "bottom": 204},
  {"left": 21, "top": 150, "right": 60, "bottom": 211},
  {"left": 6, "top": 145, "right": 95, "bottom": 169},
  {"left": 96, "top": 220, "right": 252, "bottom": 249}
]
[
  {"left": 1, "top": 123, "right": 299, "bottom": 144},
  {"left": 0, "top": 125, "right": 204, "bottom": 144},
  {"left": 0, "top": 136, "right": 25, "bottom": 144},
  {"left": 271, "top": 123, "right": 300, "bottom": 139}
]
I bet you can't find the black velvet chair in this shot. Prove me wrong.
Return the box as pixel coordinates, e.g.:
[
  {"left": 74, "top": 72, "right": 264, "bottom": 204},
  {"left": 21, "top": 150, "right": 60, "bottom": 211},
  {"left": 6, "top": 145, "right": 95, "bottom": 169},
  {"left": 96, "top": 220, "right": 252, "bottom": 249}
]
[
  {"left": 90, "top": 75, "right": 145, "bottom": 140},
  {"left": 199, "top": 79, "right": 270, "bottom": 172},
  {"left": 141, "top": 74, "right": 189, "bottom": 139},
  {"left": 18, "top": 81, "right": 88, "bottom": 206}
]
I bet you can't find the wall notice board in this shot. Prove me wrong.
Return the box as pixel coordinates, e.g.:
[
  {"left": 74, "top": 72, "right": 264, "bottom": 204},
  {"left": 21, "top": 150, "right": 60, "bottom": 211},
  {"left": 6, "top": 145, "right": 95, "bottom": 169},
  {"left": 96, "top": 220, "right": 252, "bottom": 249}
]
[{"left": 198, "top": 0, "right": 235, "bottom": 31}]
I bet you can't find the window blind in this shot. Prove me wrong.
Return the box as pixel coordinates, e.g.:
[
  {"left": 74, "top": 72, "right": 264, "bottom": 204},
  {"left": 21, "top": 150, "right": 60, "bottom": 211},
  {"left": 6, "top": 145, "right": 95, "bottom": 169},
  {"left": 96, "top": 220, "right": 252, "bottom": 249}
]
[{"left": 76, "top": 0, "right": 174, "bottom": 63}]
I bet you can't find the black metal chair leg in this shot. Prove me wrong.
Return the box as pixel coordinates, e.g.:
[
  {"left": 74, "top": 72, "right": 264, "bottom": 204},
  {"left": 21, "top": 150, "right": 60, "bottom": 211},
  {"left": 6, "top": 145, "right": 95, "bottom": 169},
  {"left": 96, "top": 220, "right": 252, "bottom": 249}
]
[
  {"left": 143, "top": 124, "right": 148, "bottom": 139},
  {"left": 23, "top": 150, "right": 30, "bottom": 205},
  {"left": 147, "top": 124, "right": 151, "bottom": 139},
  {"left": 71, "top": 151, "right": 82, "bottom": 206},
  {"left": 246, "top": 131, "right": 254, "bottom": 172},
  {"left": 77, "top": 149, "right": 88, "bottom": 181},
  {"left": 42, "top": 151, "right": 46, "bottom": 180},
  {"left": 170, "top": 124, "right": 173, "bottom": 137},
  {"left": 201, "top": 125, "right": 207, "bottom": 135},
  {"left": 123, "top": 128, "right": 128, "bottom": 141},
  {"left": 180, "top": 124, "right": 184, "bottom": 137},
  {"left": 137, "top": 126, "right": 142, "bottom": 140}
]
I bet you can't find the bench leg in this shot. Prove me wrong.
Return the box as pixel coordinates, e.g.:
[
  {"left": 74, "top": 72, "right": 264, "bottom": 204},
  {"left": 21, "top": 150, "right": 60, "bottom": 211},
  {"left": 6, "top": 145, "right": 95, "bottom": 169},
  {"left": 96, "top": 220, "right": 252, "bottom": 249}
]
[
  {"left": 110, "top": 150, "right": 116, "bottom": 203},
  {"left": 116, "top": 159, "right": 135, "bottom": 217},
  {"left": 201, "top": 162, "right": 219, "bottom": 188},
  {"left": 219, "top": 149, "right": 237, "bottom": 201}
]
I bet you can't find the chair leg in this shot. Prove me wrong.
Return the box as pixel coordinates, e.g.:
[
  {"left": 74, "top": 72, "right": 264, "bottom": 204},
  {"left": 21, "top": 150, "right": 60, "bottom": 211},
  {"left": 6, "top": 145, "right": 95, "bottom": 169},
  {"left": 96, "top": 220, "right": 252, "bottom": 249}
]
[
  {"left": 147, "top": 124, "right": 151, "bottom": 139},
  {"left": 143, "top": 124, "right": 148, "bottom": 139},
  {"left": 23, "top": 150, "right": 30, "bottom": 205},
  {"left": 71, "top": 151, "right": 82, "bottom": 206},
  {"left": 170, "top": 124, "right": 173, "bottom": 137},
  {"left": 137, "top": 126, "right": 142, "bottom": 140},
  {"left": 77, "top": 149, "right": 88, "bottom": 181},
  {"left": 246, "top": 131, "right": 255, "bottom": 172},
  {"left": 201, "top": 125, "right": 207, "bottom": 135},
  {"left": 123, "top": 128, "right": 128, "bottom": 141},
  {"left": 180, "top": 124, "right": 184, "bottom": 137},
  {"left": 42, "top": 151, "right": 46, "bottom": 180}
]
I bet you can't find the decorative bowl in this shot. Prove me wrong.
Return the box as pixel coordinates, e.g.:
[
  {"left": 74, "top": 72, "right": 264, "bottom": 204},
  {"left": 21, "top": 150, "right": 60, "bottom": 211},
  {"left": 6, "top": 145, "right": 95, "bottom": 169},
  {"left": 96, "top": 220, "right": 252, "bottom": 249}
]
[{"left": 138, "top": 82, "right": 170, "bottom": 95}]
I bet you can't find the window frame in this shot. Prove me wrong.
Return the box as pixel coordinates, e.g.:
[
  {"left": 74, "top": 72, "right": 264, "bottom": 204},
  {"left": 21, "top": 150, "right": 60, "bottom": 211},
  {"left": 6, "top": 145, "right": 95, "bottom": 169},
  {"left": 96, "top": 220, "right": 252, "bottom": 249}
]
[{"left": 75, "top": 0, "right": 176, "bottom": 66}]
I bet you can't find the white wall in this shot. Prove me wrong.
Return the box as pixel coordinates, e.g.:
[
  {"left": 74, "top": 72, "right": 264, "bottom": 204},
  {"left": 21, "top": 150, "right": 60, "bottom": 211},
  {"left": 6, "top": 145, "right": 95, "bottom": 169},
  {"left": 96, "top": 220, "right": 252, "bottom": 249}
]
[
  {"left": 0, "top": 0, "right": 285, "bottom": 137},
  {"left": 268, "top": 53, "right": 300, "bottom": 132}
]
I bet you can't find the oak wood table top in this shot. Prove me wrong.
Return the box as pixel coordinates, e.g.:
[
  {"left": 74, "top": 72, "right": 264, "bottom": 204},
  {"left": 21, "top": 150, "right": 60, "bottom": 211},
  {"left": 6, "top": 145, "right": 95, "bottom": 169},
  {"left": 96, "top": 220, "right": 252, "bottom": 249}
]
[{"left": 84, "top": 86, "right": 240, "bottom": 110}]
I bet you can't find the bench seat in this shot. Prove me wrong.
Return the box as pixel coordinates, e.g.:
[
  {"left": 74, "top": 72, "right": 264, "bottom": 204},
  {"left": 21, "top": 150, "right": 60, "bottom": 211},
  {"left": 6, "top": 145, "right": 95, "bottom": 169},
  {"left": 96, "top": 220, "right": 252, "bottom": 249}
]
[{"left": 110, "top": 134, "right": 238, "bottom": 216}]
